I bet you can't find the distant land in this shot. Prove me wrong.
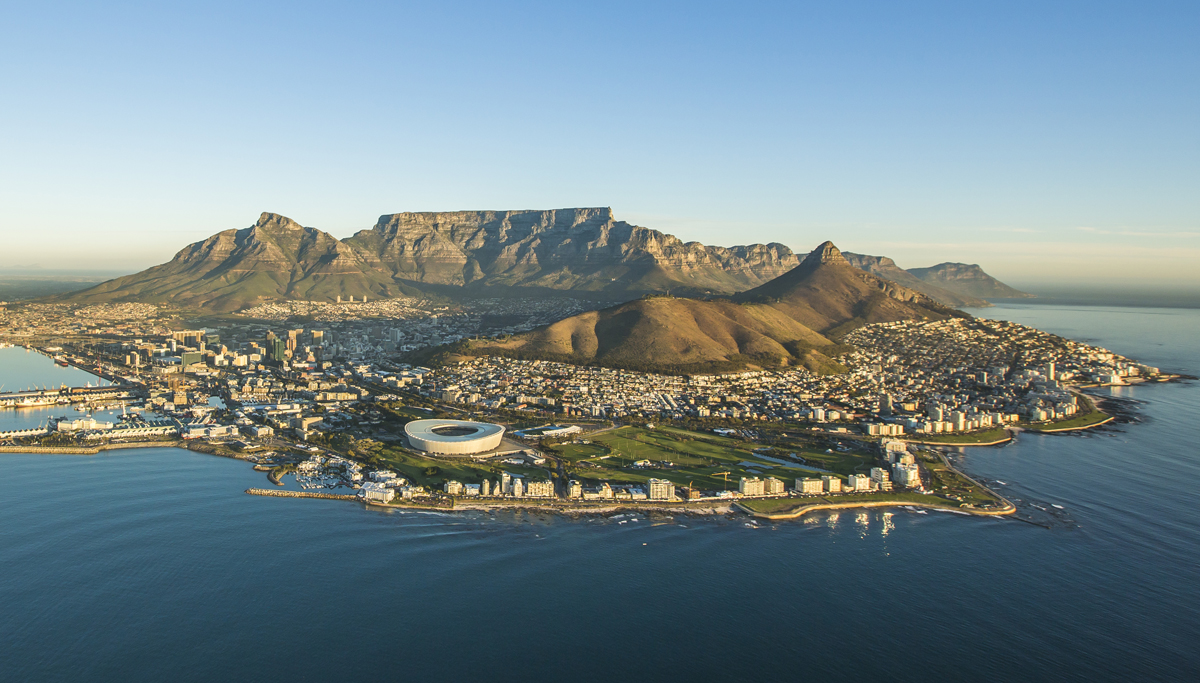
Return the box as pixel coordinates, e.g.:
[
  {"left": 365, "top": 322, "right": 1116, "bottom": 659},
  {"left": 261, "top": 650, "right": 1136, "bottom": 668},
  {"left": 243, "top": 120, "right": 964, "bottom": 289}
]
[
  {"left": 445, "top": 242, "right": 964, "bottom": 374},
  {"left": 51, "top": 209, "right": 1029, "bottom": 312}
]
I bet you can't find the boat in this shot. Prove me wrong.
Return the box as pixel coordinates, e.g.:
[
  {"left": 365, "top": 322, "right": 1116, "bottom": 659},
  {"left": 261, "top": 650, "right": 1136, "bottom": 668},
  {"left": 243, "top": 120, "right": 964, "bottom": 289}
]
[{"left": 1051, "top": 504, "right": 1065, "bottom": 510}]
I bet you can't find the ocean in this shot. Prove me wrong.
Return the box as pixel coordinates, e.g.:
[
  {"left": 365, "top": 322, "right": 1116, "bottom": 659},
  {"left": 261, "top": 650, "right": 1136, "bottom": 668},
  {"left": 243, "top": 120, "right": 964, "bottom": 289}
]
[{"left": 1, "top": 304, "right": 1198, "bottom": 682}]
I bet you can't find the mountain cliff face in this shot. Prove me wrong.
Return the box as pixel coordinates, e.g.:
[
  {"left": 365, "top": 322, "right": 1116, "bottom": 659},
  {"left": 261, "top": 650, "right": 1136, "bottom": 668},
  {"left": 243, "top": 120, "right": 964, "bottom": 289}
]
[
  {"left": 58, "top": 209, "right": 805, "bottom": 312},
  {"left": 57, "top": 213, "right": 416, "bottom": 311},
  {"left": 57, "top": 208, "right": 1024, "bottom": 314},
  {"left": 907, "top": 263, "right": 1033, "bottom": 299},
  {"left": 345, "top": 208, "right": 799, "bottom": 294},
  {"left": 842, "top": 253, "right": 990, "bottom": 307}
]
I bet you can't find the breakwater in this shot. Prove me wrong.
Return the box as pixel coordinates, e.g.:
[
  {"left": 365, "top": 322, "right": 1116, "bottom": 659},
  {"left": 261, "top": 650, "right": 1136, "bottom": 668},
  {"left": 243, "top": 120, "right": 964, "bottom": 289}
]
[
  {"left": 246, "top": 488, "right": 360, "bottom": 501},
  {"left": 0, "top": 441, "right": 176, "bottom": 455}
]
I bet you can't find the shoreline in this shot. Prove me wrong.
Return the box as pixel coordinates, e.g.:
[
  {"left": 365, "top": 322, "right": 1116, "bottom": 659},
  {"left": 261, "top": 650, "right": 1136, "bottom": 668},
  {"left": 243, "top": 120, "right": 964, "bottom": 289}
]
[
  {"left": 735, "top": 498, "right": 1015, "bottom": 521},
  {"left": 1025, "top": 415, "right": 1115, "bottom": 433}
]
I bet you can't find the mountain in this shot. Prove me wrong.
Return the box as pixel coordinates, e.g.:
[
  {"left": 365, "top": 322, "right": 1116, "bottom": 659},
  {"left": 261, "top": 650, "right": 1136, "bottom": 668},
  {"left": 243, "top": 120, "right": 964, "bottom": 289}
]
[
  {"left": 344, "top": 208, "right": 799, "bottom": 295},
  {"left": 58, "top": 209, "right": 805, "bottom": 312},
  {"left": 907, "top": 263, "right": 1033, "bottom": 299},
  {"left": 733, "top": 242, "right": 963, "bottom": 337},
  {"left": 57, "top": 213, "right": 422, "bottom": 311},
  {"left": 453, "top": 241, "right": 964, "bottom": 374},
  {"left": 56, "top": 209, "right": 1025, "bottom": 315},
  {"left": 842, "top": 253, "right": 990, "bottom": 307}
]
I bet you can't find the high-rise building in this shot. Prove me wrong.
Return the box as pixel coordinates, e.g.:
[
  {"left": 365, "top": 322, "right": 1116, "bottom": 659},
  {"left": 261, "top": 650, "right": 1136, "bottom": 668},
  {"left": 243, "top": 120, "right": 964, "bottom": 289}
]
[
  {"left": 739, "top": 477, "right": 765, "bottom": 496},
  {"left": 511, "top": 477, "right": 524, "bottom": 498},
  {"left": 269, "top": 339, "right": 287, "bottom": 362},
  {"left": 481, "top": 479, "right": 491, "bottom": 496},
  {"left": 821, "top": 475, "right": 843, "bottom": 493},
  {"left": 847, "top": 474, "right": 871, "bottom": 492},
  {"left": 647, "top": 478, "right": 675, "bottom": 500},
  {"left": 764, "top": 477, "right": 785, "bottom": 495},
  {"left": 797, "top": 478, "right": 824, "bottom": 494},
  {"left": 893, "top": 463, "right": 921, "bottom": 488},
  {"left": 500, "top": 471, "right": 512, "bottom": 494},
  {"left": 870, "top": 467, "right": 893, "bottom": 491}
]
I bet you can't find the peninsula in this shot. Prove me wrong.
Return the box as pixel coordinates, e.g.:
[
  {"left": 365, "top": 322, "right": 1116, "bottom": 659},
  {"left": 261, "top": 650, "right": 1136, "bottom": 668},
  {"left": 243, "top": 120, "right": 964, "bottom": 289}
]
[{"left": 1, "top": 210, "right": 1177, "bottom": 523}]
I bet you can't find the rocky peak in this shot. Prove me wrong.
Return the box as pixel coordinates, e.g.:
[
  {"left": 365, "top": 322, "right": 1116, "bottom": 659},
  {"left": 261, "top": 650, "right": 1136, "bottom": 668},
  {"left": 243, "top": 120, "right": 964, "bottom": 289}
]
[
  {"left": 251, "top": 212, "right": 305, "bottom": 234},
  {"left": 802, "top": 241, "right": 848, "bottom": 267}
]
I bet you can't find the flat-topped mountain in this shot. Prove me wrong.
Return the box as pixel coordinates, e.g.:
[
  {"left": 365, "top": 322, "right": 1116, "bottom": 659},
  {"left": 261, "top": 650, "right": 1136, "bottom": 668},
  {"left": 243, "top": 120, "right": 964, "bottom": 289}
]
[
  {"left": 907, "top": 262, "right": 1033, "bottom": 299},
  {"left": 59, "top": 209, "right": 803, "bottom": 312},
  {"left": 345, "top": 208, "right": 799, "bottom": 294},
  {"left": 56, "top": 209, "right": 1027, "bottom": 313},
  {"left": 454, "top": 241, "right": 965, "bottom": 374}
]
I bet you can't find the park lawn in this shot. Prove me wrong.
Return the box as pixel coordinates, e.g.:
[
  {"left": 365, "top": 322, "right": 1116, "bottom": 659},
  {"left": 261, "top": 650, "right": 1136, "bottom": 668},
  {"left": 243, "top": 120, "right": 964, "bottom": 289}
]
[
  {"left": 916, "top": 451, "right": 1003, "bottom": 507},
  {"left": 912, "top": 427, "right": 1010, "bottom": 444},
  {"left": 765, "top": 435, "right": 877, "bottom": 475},
  {"left": 591, "top": 426, "right": 779, "bottom": 468},
  {"left": 374, "top": 446, "right": 500, "bottom": 488},
  {"left": 582, "top": 426, "right": 842, "bottom": 489},
  {"left": 555, "top": 442, "right": 609, "bottom": 463},
  {"left": 566, "top": 458, "right": 826, "bottom": 491},
  {"left": 1026, "top": 410, "right": 1110, "bottom": 432},
  {"left": 378, "top": 403, "right": 438, "bottom": 422}
]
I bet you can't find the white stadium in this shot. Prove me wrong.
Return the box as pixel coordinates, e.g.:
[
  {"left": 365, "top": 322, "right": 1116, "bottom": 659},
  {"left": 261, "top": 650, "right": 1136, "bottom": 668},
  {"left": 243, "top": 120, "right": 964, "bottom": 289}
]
[{"left": 403, "top": 419, "right": 506, "bottom": 455}]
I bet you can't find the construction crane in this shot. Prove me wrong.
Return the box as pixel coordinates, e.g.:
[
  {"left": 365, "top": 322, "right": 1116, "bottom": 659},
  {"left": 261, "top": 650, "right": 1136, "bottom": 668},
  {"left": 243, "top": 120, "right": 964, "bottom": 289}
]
[{"left": 712, "top": 471, "right": 732, "bottom": 490}]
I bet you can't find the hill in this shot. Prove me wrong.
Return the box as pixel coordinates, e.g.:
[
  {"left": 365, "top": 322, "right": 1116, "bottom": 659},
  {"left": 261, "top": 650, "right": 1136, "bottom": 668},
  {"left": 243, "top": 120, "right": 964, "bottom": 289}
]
[
  {"left": 455, "top": 295, "right": 845, "bottom": 374},
  {"left": 907, "top": 263, "right": 1033, "bottom": 299},
  {"left": 55, "top": 213, "right": 421, "bottom": 311},
  {"left": 734, "top": 242, "right": 964, "bottom": 337},
  {"left": 454, "top": 241, "right": 965, "bottom": 374},
  {"left": 842, "top": 253, "right": 990, "bottom": 307}
]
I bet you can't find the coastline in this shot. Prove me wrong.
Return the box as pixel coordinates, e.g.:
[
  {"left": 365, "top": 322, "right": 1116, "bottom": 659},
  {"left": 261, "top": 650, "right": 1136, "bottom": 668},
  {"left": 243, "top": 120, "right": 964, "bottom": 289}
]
[
  {"left": 735, "top": 498, "right": 1015, "bottom": 521},
  {"left": 0, "top": 390, "right": 1126, "bottom": 522}
]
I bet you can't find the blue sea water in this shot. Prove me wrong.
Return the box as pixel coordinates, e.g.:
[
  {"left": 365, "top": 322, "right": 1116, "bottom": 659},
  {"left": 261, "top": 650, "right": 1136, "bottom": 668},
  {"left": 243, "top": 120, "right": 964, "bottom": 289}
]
[
  {"left": 0, "top": 347, "right": 119, "bottom": 432},
  {"left": 1, "top": 305, "right": 1198, "bottom": 682}
]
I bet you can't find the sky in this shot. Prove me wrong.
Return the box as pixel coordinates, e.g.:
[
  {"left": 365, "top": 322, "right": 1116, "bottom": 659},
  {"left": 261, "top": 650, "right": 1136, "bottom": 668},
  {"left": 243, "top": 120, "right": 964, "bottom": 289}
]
[{"left": 1, "top": 0, "right": 1197, "bottom": 289}]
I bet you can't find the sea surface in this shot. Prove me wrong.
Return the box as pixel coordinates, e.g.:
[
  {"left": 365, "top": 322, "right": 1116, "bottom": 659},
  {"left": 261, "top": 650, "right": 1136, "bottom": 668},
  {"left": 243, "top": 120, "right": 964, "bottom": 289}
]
[
  {"left": 0, "top": 346, "right": 121, "bottom": 432},
  {"left": 2, "top": 305, "right": 1198, "bottom": 682}
]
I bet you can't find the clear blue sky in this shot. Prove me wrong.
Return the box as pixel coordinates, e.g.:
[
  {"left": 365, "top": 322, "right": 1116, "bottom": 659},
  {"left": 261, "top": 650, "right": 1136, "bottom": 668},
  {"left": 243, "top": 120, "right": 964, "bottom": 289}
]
[{"left": 2, "top": 0, "right": 1196, "bottom": 288}]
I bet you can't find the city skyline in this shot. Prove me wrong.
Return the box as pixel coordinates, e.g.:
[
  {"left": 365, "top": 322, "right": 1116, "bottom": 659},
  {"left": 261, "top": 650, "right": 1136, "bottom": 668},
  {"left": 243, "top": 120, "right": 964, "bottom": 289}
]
[{"left": 2, "top": 1, "right": 1196, "bottom": 287}]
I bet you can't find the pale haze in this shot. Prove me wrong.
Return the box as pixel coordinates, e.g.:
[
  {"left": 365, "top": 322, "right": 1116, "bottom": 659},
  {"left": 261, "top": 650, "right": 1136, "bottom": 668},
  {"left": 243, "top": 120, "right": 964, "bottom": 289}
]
[{"left": 1, "top": 1, "right": 1196, "bottom": 289}]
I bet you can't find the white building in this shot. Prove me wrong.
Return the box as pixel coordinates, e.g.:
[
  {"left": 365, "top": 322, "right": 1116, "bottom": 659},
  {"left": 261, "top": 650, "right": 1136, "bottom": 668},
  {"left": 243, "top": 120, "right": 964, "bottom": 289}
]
[
  {"left": 739, "top": 477, "right": 765, "bottom": 496},
  {"left": 647, "top": 478, "right": 675, "bottom": 501},
  {"left": 847, "top": 474, "right": 871, "bottom": 492},
  {"left": 360, "top": 482, "right": 394, "bottom": 503},
  {"left": 797, "top": 478, "right": 824, "bottom": 494}
]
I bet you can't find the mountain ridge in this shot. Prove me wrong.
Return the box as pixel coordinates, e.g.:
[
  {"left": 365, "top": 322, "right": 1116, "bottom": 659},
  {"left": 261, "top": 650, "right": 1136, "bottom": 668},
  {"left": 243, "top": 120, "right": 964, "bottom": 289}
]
[{"left": 54, "top": 209, "right": 1028, "bottom": 312}]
